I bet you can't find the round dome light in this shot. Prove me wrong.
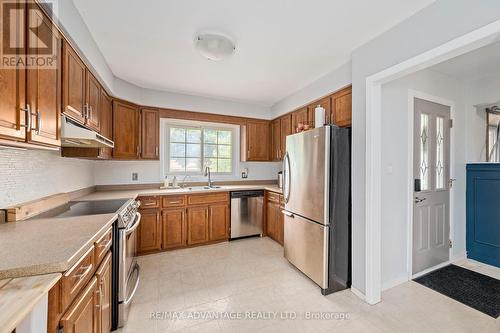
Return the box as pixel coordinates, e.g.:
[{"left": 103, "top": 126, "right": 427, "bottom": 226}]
[{"left": 195, "top": 33, "right": 236, "bottom": 61}]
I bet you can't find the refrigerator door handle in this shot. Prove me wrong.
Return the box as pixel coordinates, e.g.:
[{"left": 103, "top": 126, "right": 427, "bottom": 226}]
[{"left": 284, "top": 152, "right": 291, "bottom": 203}]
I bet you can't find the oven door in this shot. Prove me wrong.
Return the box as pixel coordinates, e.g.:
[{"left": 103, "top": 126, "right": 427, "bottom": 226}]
[{"left": 118, "top": 212, "right": 141, "bottom": 327}]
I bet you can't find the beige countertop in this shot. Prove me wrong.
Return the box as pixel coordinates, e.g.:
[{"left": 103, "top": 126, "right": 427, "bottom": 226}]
[
  {"left": 0, "top": 273, "right": 61, "bottom": 333},
  {"left": 0, "top": 213, "right": 115, "bottom": 279},
  {"left": 0, "top": 183, "right": 281, "bottom": 279},
  {"left": 79, "top": 184, "right": 283, "bottom": 201}
]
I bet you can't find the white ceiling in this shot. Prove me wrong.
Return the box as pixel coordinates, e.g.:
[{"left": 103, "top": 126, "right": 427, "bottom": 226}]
[
  {"left": 431, "top": 39, "right": 500, "bottom": 81},
  {"left": 72, "top": 0, "right": 435, "bottom": 106}
]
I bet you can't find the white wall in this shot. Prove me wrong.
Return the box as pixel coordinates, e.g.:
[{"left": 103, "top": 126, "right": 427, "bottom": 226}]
[
  {"left": 350, "top": 0, "right": 500, "bottom": 294},
  {"left": 271, "top": 61, "right": 352, "bottom": 117},
  {"left": 380, "top": 69, "right": 467, "bottom": 289},
  {"left": 93, "top": 160, "right": 281, "bottom": 185},
  {"left": 463, "top": 72, "right": 500, "bottom": 162},
  {"left": 0, "top": 149, "right": 94, "bottom": 208},
  {"left": 114, "top": 78, "right": 272, "bottom": 120}
]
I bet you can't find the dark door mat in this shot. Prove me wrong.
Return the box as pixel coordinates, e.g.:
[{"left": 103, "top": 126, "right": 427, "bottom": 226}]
[{"left": 414, "top": 265, "right": 500, "bottom": 318}]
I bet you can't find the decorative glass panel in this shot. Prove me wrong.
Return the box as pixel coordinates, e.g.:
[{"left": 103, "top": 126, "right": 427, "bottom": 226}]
[
  {"left": 436, "top": 116, "right": 445, "bottom": 189},
  {"left": 420, "top": 113, "right": 430, "bottom": 190}
]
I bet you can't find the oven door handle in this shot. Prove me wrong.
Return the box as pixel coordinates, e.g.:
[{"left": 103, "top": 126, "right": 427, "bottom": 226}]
[
  {"left": 125, "top": 212, "right": 141, "bottom": 236},
  {"left": 123, "top": 263, "right": 140, "bottom": 305}
]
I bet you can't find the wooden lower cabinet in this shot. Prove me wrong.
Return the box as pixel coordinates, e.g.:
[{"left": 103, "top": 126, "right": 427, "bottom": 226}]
[
  {"left": 137, "top": 209, "right": 161, "bottom": 254},
  {"left": 162, "top": 208, "right": 186, "bottom": 249},
  {"left": 187, "top": 206, "right": 209, "bottom": 245},
  {"left": 209, "top": 204, "right": 229, "bottom": 241},
  {"left": 95, "top": 253, "right": 112, "bottom": 333},
  {"left": 60, "top": 277, "right": 99, "bottom": 333},
  {"left": 266, "top": 192, "right": 284, "bottom": 245},
  {"left": 49, "top": 246, "right": 112, "bottom": 333}
]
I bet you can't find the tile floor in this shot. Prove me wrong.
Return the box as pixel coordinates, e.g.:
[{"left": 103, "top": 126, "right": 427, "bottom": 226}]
[{"left": 117, "top": 237, "right": 500, "bottom": 333}]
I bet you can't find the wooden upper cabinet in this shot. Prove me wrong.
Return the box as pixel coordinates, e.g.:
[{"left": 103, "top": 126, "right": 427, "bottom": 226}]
[
  {"left": 63, "top": 43, "right": 86, "bottom": 124},
  {"left": 280, "top": 115, "right": 292, "bottom": 158},
  {"left": 26, "top": 6, "right": 62, "bottom": 147},
  {"left": 98, "top": 89, "right": 113, "bottom": 159},
  {"left": 162, "top": 208, "right": 186, "bottom": 249},
  {"left": 291, "top": 107, "right": 308, "bottom": 134},
  {"left": 208, "top": 204, "right": 229, "bottom": 241},
  {"left": 60, "top": 276, "right": 99, "bottom": 333},
  {"left": 332, "top": 86, "right": 352, "bottom": 127},
  {"left": 140, "top": 108, "right": 159, "bottom": 160},
  {"left": 241, "top": 120, "right": 270, "bottom": 161},
  {"left": 186, "top": 206, "right": 209, "bottom": 245},
  {"left": 112, "top": 100, "right": 139, "bottom": 159},
  {"left": 137, "top": 209, "right": 161, "bottom": 253},
  {"left": 0, "top": 0, "right": 26, "bottom": 142},
  {"left": 270, "top": 119, "right": 281, "bottom": 161},
  {"left": 86, "top": 72, "right": 100, "bottom": 131}
]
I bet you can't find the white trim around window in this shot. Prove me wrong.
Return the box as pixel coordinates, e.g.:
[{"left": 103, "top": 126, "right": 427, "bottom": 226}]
[{"left": 160, "top": 118, "right": 240, "bottom": 181}]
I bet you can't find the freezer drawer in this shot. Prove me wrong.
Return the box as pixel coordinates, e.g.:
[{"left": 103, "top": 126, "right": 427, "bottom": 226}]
[{"left": 283, "top": 211, "right": 329, "bottom": 289}]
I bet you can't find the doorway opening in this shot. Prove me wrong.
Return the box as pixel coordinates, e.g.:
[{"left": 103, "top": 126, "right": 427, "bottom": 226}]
[{"left": 364, "top": 19, "right": 500, "bottom": 304}]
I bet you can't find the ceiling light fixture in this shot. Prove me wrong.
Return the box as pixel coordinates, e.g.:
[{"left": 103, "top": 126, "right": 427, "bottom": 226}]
[{"left": 195, "top": 33, "right": 236, "bottom": 61}]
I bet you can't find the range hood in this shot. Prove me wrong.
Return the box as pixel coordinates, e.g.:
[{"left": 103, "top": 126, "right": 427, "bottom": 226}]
[{"left": 61, "top": 115, "right": 114, "bottom": 148}]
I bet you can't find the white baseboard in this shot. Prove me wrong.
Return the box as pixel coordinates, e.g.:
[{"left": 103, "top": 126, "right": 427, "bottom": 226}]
[
  {"left": 381, "top": 275, "right": 409, "bottom": 291},
  {"left": 350, "top": 286, "right": 366, "bottom": 301},
  {"left": 451, "top": 252, "right": 467, "bottom": 263}
]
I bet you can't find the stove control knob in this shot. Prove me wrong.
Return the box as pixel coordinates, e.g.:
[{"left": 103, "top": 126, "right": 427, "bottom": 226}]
[{"left": 132, "top": 200, "right": 140, "bottom": 209}]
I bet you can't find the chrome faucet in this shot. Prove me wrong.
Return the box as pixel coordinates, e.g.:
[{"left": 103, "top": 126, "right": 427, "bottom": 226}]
[{"left": 204, "top": 166, "right": 213, "bottom": 188}]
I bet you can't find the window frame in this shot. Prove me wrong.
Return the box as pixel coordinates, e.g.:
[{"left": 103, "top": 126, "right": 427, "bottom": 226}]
[{"left": 162, "top": 119, "right": 238, "bottom": 177}]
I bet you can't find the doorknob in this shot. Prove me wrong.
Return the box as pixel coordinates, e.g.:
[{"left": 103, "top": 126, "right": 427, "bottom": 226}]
[{"left": 414, "top": 197, "right": 426, "bottom": 203}]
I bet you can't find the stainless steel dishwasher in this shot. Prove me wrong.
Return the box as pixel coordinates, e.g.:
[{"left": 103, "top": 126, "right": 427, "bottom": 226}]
[{"left": 230, "top": 190, "right": 264, "bottom": 239}]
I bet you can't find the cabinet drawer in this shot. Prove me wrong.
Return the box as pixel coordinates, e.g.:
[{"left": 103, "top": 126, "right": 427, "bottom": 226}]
[
  {"left": 162, "top": 195, "right": 186, "bottom": 208},
  {"left": 267, "top": 191, "right": 280, "bottom": 203},
  {"left": 61, "top": 245, "right": 95, "bottom": 311},
  {"left": 94, "top": 227, "right": 112, "bottom": 266},
  {"left": 139, "top": 196, "right": 159, "bottom": 209},
  {"left": 187, "top": 192, "right": 229, "bottom": 205}
]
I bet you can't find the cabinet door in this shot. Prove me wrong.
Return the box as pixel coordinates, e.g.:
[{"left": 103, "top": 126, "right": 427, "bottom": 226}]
[
  {"left": 98, "top": 89, "right": 113, "bottom": 159},
  {"left": 209, "top": 204, "right": 229, "bottom": 241},
  {"left": 26, "top": 6, "right": 62, "bottom": 146},
  {"left": 291, "top": 108, "right": 308, "bottom": 133},
  {"left": 95, "top": 253, "right": 112, "bottom": 333},
  {"left": 137, "top": 210, "right": 161, "bottom": 253},
  {"left": 60, "top": 277, "right": 98, "bottom": 333},
  {"left": 245, "top": 121, "right": 270, "bottom": 161},
  {"left": 85, "top": 71, "right": 100, "bottom": 131},
  {"left": 140, "top": 108, "right": 159, "bottom": 160},
  {"left": 332, "top": 88, "right": 352, "bottom": 127},
  {"left": 112, "top": 101, "right": 139, "bottom": 159},
  {"left": 0, "top": 0, "right": 26, "bottom": 141},
  {"left": 187, "top": 206, "right": 209, "bottom": 245},
  {"left": 266, "top": 201, "right": 278, "bottom": 240},
  {"left": 63, "top": 44, "right": 86, "bottom": 123},
  {"left": 162, "top": 208, "right": 186, "bottom": 249},
  {"left": 271, "top": 119, "right": 281, "bottom": 161},
  {"left": 280, "top": 115, "right": 292, "bottom": 158}
]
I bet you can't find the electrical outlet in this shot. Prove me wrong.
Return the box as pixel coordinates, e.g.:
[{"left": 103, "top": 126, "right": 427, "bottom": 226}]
[{"left": 132, "top": 172, "right": 138, "bottom": 181}]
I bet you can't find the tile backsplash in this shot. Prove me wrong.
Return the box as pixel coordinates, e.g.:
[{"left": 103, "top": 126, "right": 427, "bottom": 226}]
[{"left": 0, "top": 148, "right": 94, "bottom": 208}]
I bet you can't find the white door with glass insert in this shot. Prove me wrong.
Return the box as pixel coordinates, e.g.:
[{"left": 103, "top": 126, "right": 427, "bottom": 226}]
[{"left": 413, "top": 98, "right": 451, "bottom": 275}]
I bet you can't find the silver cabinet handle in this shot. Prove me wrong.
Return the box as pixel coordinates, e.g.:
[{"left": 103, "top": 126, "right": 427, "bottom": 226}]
[
  {"left": 20, "top": 104, "right": 32, "bottom": 131},
  {"left": 414, "top": 197, "right": 426, "bottom": 203},
  {"left": 155, "top": 146, "right": 159, "bottom": 157},
  {"left": 74, "top": 264, "right": 93, "bottom": 278},
  {"left": 36, "top": 111, "right": 41, "bottom": 134}
]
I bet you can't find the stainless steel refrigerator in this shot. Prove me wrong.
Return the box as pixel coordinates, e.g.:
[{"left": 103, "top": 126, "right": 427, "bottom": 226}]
[{"left": 282, "top": 125, "right": 350, "bottom": 295}]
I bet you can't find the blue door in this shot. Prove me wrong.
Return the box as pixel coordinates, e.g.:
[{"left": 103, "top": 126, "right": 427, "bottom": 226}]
[{"left": 466, "top": 164, "right": 500, "bottom": 267}]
